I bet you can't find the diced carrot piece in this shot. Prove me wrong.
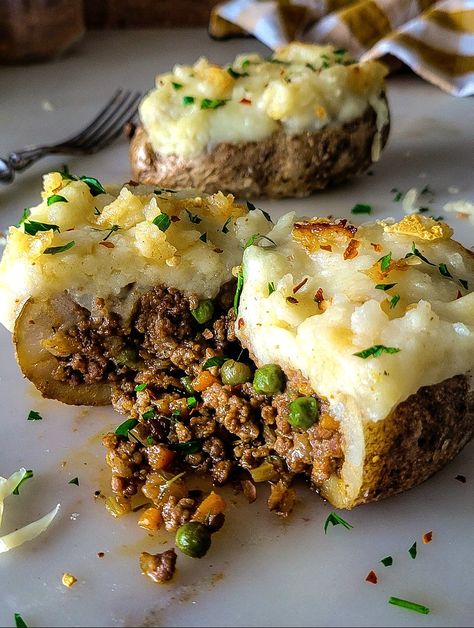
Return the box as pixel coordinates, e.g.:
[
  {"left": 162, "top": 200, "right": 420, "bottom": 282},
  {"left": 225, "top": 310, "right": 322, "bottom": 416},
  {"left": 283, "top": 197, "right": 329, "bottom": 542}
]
[
  {"left": 192, "top": 370, "right": 218, "bottom": 392},
  {"left": 193, "top": 491, "right": 226, "bottom": 523},
  {"left": 147, "top": 444, "right": 176, "bottom": 471},
  {"left": 138, "top": 507, "right": 164, "bottom": 531}
]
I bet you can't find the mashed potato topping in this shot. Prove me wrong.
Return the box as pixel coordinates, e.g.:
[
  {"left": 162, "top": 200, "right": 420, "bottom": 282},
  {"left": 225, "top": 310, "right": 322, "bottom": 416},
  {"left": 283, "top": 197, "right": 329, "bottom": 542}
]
[
  {"left": 0, "top": 172, "right": 270, "bottom": 331},
  {"left": 236, "top": 213, "right": 474, "bottom": 422},
  {"left": 140, "top": 42, "right": 388, "bottom": 159}
]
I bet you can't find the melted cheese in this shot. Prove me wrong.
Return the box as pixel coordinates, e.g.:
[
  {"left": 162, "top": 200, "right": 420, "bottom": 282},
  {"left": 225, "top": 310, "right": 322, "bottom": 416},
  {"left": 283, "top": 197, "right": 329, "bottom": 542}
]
[
  {"left": 0, "top": 172, "right": 270, "bottom": 331},
  {"left": 140, "top": 42, "right": 388, "bottom": 158},
  {"left": 236, "top": 213, "right": 474, "bottom": 422}
]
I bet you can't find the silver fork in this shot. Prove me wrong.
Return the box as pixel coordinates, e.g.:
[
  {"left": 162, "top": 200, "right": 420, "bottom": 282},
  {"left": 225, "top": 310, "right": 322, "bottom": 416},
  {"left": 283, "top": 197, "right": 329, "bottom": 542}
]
[{"left": 0, "top": 89, "right": 142, "bottom": 184}]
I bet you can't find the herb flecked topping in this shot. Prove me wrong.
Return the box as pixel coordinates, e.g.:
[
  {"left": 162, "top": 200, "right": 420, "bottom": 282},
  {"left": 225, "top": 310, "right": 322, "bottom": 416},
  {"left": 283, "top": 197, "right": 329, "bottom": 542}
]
[
  {"left": 153, "top": 213, "right": 171, "bottom": 232},
  {"left": 324, "top": 512, "right": 353, "bottom": 533},
  {"left": 353, "top": 345, "right": 400, "bottom": 359},
  {"left": 43, "top": 241, "right": 75, "bottom": 255}
]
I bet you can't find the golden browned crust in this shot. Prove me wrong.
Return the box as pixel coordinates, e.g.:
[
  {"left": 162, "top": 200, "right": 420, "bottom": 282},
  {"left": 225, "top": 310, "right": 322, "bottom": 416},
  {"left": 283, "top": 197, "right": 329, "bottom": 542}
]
[{"left": 129, "top": 104, "right": 390, "bottom": 198}]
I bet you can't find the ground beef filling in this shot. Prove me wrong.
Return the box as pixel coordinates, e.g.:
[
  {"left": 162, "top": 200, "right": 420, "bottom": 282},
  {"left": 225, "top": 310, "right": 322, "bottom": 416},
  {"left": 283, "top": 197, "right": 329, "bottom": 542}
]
[{"left": 53, "top": 283, "right": 343, "bottom": 513}]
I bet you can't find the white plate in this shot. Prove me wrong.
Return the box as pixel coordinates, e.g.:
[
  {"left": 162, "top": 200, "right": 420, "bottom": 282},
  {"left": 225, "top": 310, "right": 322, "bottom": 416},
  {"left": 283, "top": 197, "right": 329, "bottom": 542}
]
[{"left": 0, "top": 30, "right": 473, "bottom": 628}]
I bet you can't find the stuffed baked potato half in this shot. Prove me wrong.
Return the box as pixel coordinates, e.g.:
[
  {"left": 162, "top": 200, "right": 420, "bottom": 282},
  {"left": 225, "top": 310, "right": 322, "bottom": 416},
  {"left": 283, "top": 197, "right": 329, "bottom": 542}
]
[{"left": 130, "top": 43, "right": 390, "bottom": 198}]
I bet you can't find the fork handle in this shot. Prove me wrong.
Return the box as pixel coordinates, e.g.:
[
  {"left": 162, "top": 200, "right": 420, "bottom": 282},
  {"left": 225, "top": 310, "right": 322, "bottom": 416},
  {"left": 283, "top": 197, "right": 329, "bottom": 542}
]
[
  {"left": 0, "top": 158, "right": 15, "bottom": 184},
  {"left": 0, "top": 147, "right": 49, "bottom": 184}
]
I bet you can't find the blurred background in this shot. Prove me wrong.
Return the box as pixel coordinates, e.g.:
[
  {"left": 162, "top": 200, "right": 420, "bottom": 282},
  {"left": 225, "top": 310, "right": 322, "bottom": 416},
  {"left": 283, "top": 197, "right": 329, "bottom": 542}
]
[{"left": 0, "top": 0, "right": 223, "bottom": 64}]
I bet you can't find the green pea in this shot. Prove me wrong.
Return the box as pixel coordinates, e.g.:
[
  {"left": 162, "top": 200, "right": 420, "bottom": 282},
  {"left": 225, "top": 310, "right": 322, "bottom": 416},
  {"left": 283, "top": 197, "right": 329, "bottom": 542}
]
[
  {"left": 253, "top": 364, "right": 285, "bottom": 394},
  {"left": 220, "top": 359, "right": 252, "bottom": 385},
  {"left": 288, "top": 396, "right": 319, "bottom": 429},
  {"left": 191, "top": 299, "right": 214, "bottom": 324},
  {"left": 175, "top": 521, "right": 212, "bottom": 558}
]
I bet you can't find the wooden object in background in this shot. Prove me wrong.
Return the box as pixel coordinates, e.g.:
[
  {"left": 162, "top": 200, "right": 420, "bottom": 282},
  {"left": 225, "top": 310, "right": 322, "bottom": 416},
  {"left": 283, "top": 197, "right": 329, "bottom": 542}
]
[{"left": 84, "top": 0, "right": 222, "bottom": 28}]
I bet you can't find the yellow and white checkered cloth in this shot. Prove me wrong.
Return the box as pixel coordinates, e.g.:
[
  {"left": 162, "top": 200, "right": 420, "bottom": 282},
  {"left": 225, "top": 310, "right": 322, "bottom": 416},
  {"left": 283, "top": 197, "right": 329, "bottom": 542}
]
[{"left": 209, "top": 0, "right": 474, "bottom": 96}]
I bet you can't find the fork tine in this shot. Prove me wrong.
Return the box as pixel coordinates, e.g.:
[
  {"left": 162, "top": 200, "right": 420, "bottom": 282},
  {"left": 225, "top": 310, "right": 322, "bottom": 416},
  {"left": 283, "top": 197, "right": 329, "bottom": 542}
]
[
  {"left": 86, "top": 93, "right": 142, "bottom": 152},
  {"left": 55, "top": 89, "right": 126, "bottom": 148},
  {"left": 66, "top": 90, "right": 134, "bottom": 150}
]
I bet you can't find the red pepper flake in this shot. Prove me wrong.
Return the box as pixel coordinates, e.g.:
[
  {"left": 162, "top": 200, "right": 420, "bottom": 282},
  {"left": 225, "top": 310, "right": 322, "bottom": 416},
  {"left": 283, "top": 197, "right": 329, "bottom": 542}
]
[
  {"left": 286, "top": 296, "right": 298, "bottom": 304},
  {"left": 99, "top": 241, "right": 115, "bottom": 249},
  {"left": 371, "top": 242, "right": 383, "bottom": 252},
  {"left": 320, "top": 244, "right": 332, "bottom": 252},
  {"left": 293, "top": 277, "right": 308, "bottom": 294},
  {"left": 422, "top": 531, "right": 433, "bottom": 544},
  {"left": 239, "top": 97, "right": 252, "bottom": 105},
  {"left": 455, "top": 474, "right": 466, "bottom": 483},
  {"left": 170, "top": 215, "right": 180, "bottom": 223},
  {"left": 314, "top": 288, "right": 324, "bottom": 303},
  {"left": 456, "top": 290, "right": 463, "bottom": 299},
  {"left": 238, "top": 317, "right": 245, "bottom": 329},
  {"left": 343, "top": 238, "right": 361, "bottom": 260},
  {"left": 365, "top": 570, "right": 378, "bottom": 584}
]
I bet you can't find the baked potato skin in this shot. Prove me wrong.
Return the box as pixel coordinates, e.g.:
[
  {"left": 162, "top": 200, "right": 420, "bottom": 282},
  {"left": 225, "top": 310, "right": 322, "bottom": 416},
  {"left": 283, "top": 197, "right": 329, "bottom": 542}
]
[
  {"left": 14, "top": 295, "right": 111, "bottom": 406},
  {"left": 130, "top": 104, "right": 390, "bottom": 198},
  {"left": 322, "top": 374, "right": 474, "bottom": 508}
]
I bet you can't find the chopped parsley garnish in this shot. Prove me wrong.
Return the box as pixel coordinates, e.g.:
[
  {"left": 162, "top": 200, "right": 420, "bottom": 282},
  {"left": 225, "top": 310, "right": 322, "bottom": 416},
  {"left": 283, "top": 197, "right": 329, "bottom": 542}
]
[
  {"left": 170, "top": 440, "right": 201, "bottom": 454},
  {"left": 242, "top": 59, "right": 250, "bottom": 69},
  {"left": 172, "top": 81, "right": 183, "bottom": 90},
  {"left": 182, "top": 96, "right": 195, "bottom": 106},
  {"left": 438, "top": 263, "right": 452, "bottom": 278},
  {"left": 24, "top": 220, "right": 60, "bottom": 236},
  {"left": 141, "top": 410, "right": 155, "bottom": 421},
  {"left": 406, "top": 243, "right": 435, "bottom": 266},
  {"left": 69, "top": 477, "right": 79, "bottom": 486},
  {"left": 13, "top": 470, "right": 34, "bottom": 495},
  {"left": 233, "top": 268, "right": 244, "bottom": 314},
  {"left": 171, "top": 409, "right": 181, "bottom": 420},
  {"left": 389, "top": 294, "right": 400, "bottom": 309},
  {"left": 407, "top": 243, "right": 468, "bottom": 288},
  {"left": 333, "top": 48, "right": 347, "bottom": 56},
  {"left": 380, "top": 556, "right": 393, "bottom": 567},
  {"left": 222, "top": 217, "right": 232, "bottom": 234},
  {"left": 408, "top": 541, "right": 417, "bottom": 559},
  {"left": 227, "top": 67, "right": 248, "bottom": 78},
  {"left": 244, "top": 233, "right": 276, "bottom": 250},
  {"left": 27, "top": 410, "right": 43, "bottom": 421},
  {"left": 135, "top": 383, "right": 148, "bottom": 392},
  {"left": 152, "top": 212, "right": 171, "bottom": 232},
  {"left": 201, "top": 98, "right": 227, "bottom": 110},
  {"left": 102, "top": 225, "right": 120, "bottom": 241},
  {"left": 354, "top": 345, "right": 401, "bottom": 359},
  {"left": 186, "top": 396, "right": 197, "bottom": 409},
  {"left": 15, "top": 208, "right": 31, "bottom": 227},
  {"left": 378, "top": 252, "right": 392, "bottom": 272},
  {"left": 351, "top": 203, "right": 372, "bottom": 215},
  {"left": 80, "top": 176, "right": 106, "bottom": 196},
  {"left": 324, "top": 511, "right": 353, "bottom": 533},
  {"left": 203, "top": 356, "right": 228, "bottom": 370},
  {"left": 185, "top": 209, "right": 202, "bottom": 224},
  {"left": 305, "top": 62, "right": 316, "bottom": 71},
  {"left": 421, "top": 185, "right": 433, "bottom": 196},
  {"left": 375, "top": 283, "right": 397, "bottom": 291},
  {"left": 391, "top": 188, "right": 403, "bottom": 202},
  {"left": 199, "top": 232, "right": 207, "bottom": 242},
  {"left": 114, "top": 418, "right": 138, "bottom": 437},
  {"left": 59, "top": 164, "right": 75, "bottom": 180},
  {"left": 246, "top": 200, "right": 273, "bottom": 223},
  {"left": 268, "top": 281, "right": 276, "bottom": 295},
  {"left": 388, "top": 597, "right": 429, "bottom": 615},
  {"left": 43, "top": 240, "right": 75, "bottom": 255},
  {"left": 146, "top": 436, "right": 154, "bottom": 445},
  {"left": 47, "top": 194, "right": 68, "bottom": 206},
  {"left": 14, "top": 613, "right": 28, "bottom": 628}
]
